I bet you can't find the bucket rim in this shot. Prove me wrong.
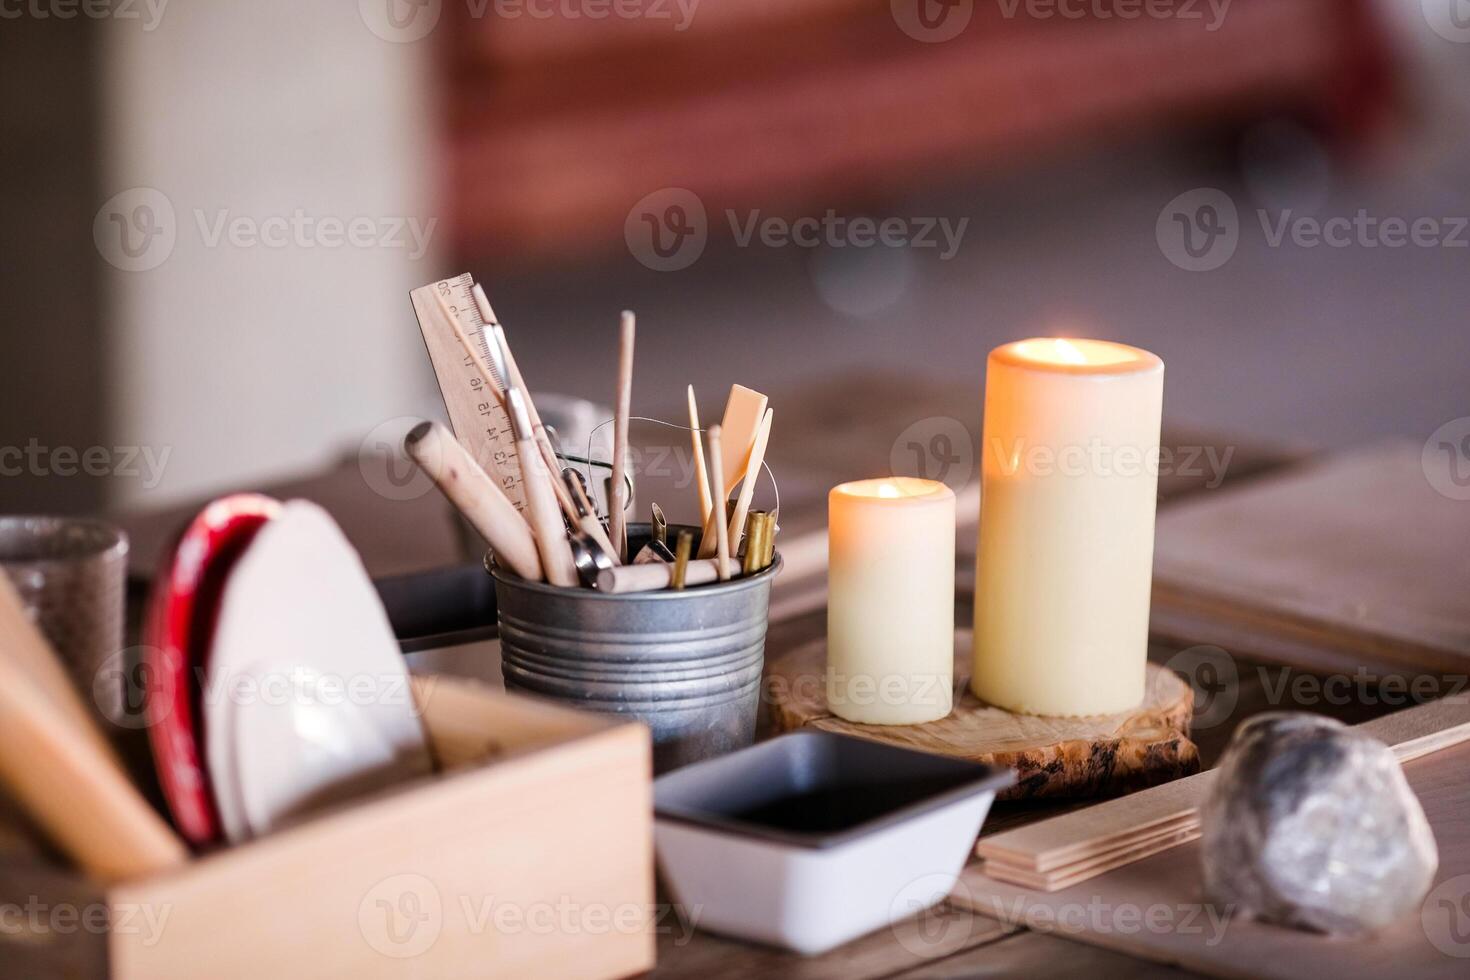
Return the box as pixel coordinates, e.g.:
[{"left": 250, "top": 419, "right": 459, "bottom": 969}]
[{"left": 490, "top": 552, "right": 783, "bottom": 601}]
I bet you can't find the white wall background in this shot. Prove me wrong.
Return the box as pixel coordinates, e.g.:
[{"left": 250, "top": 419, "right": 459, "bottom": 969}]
[{"left": 99, "top": 2, "right": 442, "bottom": 507}]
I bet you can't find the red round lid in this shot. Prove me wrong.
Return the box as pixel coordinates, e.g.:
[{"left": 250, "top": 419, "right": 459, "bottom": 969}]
[{"left": 142, "top": 494, "right": 280, "bottom": 846}]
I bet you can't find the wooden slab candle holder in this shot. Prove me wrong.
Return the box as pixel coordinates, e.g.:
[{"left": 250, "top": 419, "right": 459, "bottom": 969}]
[
  {"left": 0, "top": 678, "right": 654, "bottom": 980},
  {"left": 766, "top": 630, "right": 1198, "bottom": 801}
]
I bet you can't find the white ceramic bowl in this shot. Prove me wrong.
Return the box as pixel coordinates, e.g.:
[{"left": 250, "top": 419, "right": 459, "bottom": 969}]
[{"left": 654, "top": 731, "right": 1013, "bottom": 955}]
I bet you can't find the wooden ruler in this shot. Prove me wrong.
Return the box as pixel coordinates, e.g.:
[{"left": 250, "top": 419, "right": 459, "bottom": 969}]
[{"left": 409, "top": 274, "right": 526, "bottom": 512}]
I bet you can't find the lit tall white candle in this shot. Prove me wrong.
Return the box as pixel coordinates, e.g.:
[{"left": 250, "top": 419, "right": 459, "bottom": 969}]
[
  {"left": 972, "top": 338, "right": 1164, "bottom": 717},
  {"left": 827, "top": 478, "right": 954, "bottom": 725}
]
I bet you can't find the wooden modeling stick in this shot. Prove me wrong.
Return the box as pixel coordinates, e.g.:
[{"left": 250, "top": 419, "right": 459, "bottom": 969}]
[
  {"left": 726, "top": 407, "right": 773, "bottom": 558},
  {"left": 405, "top": 421, "right": 543, "bottom": 581},
  {"left": 687, "top": 385, "right": 713, "bottom": 523},
  {"left": 0, "top": 579, "right": 188, "bottom": 882},
  {"left": 706, "top": 424, "right": 732, "bottom": 581},
  {"left": 698, "top": 385, "right": 768, "bottom": 558},
  {"left": 597, "top": 557, "right": 740, "bottom": 594},
  {"left": 609, "top": 311, "right": 636, "bottom": 563}
]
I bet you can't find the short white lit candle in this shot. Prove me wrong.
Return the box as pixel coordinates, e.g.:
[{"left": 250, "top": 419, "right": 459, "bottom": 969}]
[
  {"left": 827, "top": 478, "right": 954, "bottom": 726},
  {"left": 972, "top": 338, "right": 1165, "bottom": 717}
]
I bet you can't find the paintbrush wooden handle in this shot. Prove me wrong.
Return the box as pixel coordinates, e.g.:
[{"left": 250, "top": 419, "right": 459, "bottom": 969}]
[
  {"left": 518, "top": 436, "right": 579, "bottom": 587},
  {"left": 405, "top": 421, "right": 543, "bottom": 581},
  {"left": 596, "top": 557, "right": 740, "bottom": 594},
  {"left": 0, "top": 584, "right": 187, "bottom": 882}
]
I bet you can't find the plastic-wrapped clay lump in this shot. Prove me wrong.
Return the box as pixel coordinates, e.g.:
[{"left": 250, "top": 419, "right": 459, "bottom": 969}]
[{"left": 1201, "top": 713, "right": 1438, "bottom": 935}]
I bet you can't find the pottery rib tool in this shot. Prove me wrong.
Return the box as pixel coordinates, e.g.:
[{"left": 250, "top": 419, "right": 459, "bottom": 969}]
[
  {"left": 698, "top": 385, "right": 768, "bottom": 558},
  {"left": 687, "top": 385, "right": 713, "bottom": 523},
  {"left": 409, "top": 275, "right": 527, "bottom": 510},
  {"left": 0, "top": 579, "right": 188, "bottom": 882},
  {"left": 609, "top": 311, "right": 636, "bottom": 562},
  {"left": 707, "top": 424, "right": 732, "bottom": 581},
  {"left": 405, "top": 421, "right": 543, "bottom": 581},
  {"left": 725, "top": 407, "right": 773, "bottom": 557}
]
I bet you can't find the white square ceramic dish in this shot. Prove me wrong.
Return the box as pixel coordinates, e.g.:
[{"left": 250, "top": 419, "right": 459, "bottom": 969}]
[{"left": 654, "top": 730, "right": 1014, "bottom": 955}]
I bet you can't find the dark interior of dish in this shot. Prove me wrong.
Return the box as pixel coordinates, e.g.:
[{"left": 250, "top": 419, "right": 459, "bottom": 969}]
[{"left": 655, "top": 731, "right": 1011, "bottom": 844}]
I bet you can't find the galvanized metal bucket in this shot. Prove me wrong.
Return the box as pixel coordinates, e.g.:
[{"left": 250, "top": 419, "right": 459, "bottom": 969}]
[{"left": 492, "top": 525, "right": 781, "bottom": 773}]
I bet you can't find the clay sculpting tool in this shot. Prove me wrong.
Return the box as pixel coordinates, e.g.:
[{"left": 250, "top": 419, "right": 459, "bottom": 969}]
[
  {"left": 706, "top": 424, "right": 732, "bottom": 581},
  {"left": 471, "top": 286, "right": 588, "bottom": 537},
  {"left": 563, "top": 468, "right": 620, "bottom": 562},
  {"left": 698, "top": 385, "right": 768, "bottom": 557},
  {"left": 405, "top": 421, "right": 543, "bottom": 581},
  {"left": 506, "top": 386, "right": 578, "bottom": 587},
  {"left": 687, "top": 385, "right": 713, "bottom": 523},
  {"left": 725, "top": 407, "right": 773, "bottom": 558},
  {"left": 671, "top": 530, "right": 693, "bottom": 590},
  {"left": 609, "top": 311, "right": 636, "bottom": 562}
]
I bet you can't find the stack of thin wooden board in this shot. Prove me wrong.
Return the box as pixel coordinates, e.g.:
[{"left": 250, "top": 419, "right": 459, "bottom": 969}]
[
  {"left": 954, "top": 717, "right": 1470, "bottom": 980},
  {"left": 975, "top": 697, "right": 1470, "bottom": 890},
  {"left": 1151, "top": 440, "right": 1470, "bottom": 676}
]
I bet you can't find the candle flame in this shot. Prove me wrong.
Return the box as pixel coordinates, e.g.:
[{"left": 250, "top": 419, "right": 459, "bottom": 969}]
[
  {"left": 1052, "top": 338, "right": 1087, "bottom": 365},
  {"left": 1005, "top": 337, "right": 1148, "bottom": 369},
  {"left": 876, "top": 483, "right": 901, "bottom": 498}
]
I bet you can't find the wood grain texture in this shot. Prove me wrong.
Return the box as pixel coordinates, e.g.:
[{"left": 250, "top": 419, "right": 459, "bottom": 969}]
[
  {"left": 1153, "top": 441, "right": 1470, "bottom": 674},
  {"left": 767, "top": 631, "right": 1198, "bottom": 801},
  {"left": 951, "top": 740, "right": 1470, "bottom": 980},
  {"left": 109, "top": 678, "right": 653, "bottom": 980},
  {"left": 650, "top": 901, "right": 1016, "bottom": 980},
  {"left": 892, "top": 928, "right": 1201, "bottom": 979},
  {"left": 410, "top": 279, "right": 527, "bottom": 511},
  {"left": 980, "top": 822, "right": 1202, "bottom": 891}
]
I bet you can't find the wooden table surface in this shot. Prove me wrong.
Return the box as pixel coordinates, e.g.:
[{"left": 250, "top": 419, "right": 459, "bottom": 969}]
[{"left": 105, "top": 373, "right": 1408, "bottom": 979}]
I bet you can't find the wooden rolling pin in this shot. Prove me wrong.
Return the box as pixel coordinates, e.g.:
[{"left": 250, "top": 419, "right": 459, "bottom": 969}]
[
  {"left": 0, "top": 578, "right": 188, "bottom": 882},
  {"left": 404, "top": 421, "right": 543, "bottom": 581},
  {"left": 596, "top": 557, "right": 740, "bottom": 594}
]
